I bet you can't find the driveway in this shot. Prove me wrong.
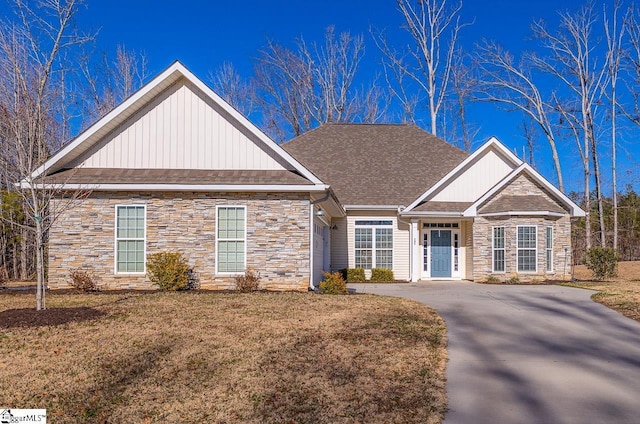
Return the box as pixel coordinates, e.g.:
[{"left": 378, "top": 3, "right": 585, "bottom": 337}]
[{"left": 349, "top": 282, "right": 640, "bottom": 424}]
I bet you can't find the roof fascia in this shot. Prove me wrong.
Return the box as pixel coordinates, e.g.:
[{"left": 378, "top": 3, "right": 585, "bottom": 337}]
[
  {"left": 478, "top": 211, "right": 566, "bottom": 217},
  {"left": 344, "top": 205, "right": 403, "bottom": 211},
  {"left": 404, "top": 137, "right": 523, "bottom": 212},
  {"left": 18, "top": 182, "right": 330, "bottom": 192}
]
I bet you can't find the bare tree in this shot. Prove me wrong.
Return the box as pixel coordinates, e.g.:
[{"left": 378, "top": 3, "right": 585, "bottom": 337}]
[
  {"left": 251, "top": 26, "right": 386, "bottom": 141},
  {"left": 0, "top": 0, "right": 92, "bottom": 310},
  {"left": 474, "top": 41, "right": 565, "bottom": 192},
  {"left": 531, "top": 4, "right": 609, "bottom": 248},
  {"left": 604, "top": 1, "right": 626, "bottom": 251},
  {"left": 81, "top": 44, "right": 148, "bottom": 123},
  {"left": 209, "top": 61, "right": 255, "bottom": 116},
  {"left": 373, "top": 0, "right": 464, "bottom": 136}
]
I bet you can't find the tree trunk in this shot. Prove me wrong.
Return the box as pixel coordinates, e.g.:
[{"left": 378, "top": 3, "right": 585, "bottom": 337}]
[
  {"left": 21, "top": 226, "right": 28, "bottom": 280},
  {"left": 35, "top": 220, "right": 45, "bottom": 310}
]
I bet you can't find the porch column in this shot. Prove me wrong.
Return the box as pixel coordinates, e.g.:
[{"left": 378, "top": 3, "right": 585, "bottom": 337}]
[{"left": 411, "top": 219, "right": 420, "bottom": 282}]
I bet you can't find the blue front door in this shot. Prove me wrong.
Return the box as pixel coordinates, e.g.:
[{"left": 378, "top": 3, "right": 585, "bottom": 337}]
[{"left": 431, "top": 230, "right": 452, "bottom": 278}]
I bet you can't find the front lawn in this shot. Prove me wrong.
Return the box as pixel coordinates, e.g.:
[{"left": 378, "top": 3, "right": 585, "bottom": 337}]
[
  {"left": 565, "top": 279, "right": 640, "bottom": 323},
  {"left": 0, "top": 290, "right": 447, "bottom": 423}
]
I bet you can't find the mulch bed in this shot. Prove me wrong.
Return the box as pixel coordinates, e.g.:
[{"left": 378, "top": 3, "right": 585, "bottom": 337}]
[{"left": 0, "top": 306, "right": 106, "bottom": 329}]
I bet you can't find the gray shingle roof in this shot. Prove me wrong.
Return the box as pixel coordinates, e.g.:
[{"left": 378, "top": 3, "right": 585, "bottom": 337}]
[
  {"left": 282, "top": 124, "right": 469, "bottom": 206},
  {"left": 479, "top": 195, "right": 568, "bottom": 214},
  {"left": 413, "top": 201, "right": 473, "bottom": 213},
  {"left": 43, "top": 168, "right": 313, "bottom": 186}
]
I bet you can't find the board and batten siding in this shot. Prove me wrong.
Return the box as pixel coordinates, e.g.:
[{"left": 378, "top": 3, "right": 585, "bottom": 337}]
[
  {"left": 431, "top": 148, "right": 515, "bottom": 202},
  {"left": 78, "top": 78, "right": 289, "bottom": 171},
  {"left": 338, "top": 212, "right": 410, "bottom": 281}
]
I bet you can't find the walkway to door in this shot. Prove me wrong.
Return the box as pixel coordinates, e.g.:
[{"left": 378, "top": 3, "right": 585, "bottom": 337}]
[{"left": 350, "top": 282, "right": 640, "bottom": 424}]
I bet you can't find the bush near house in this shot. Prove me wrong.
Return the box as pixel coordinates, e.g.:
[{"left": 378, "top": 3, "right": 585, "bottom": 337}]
[
  {"left": 319, "top": 271, "right": 348, "bottom": 294},
  {"left": 146, "top": 251, "right": 190, "bottom": 291},
  {"left": 235, "top": 268, "right": 261, "bottom": 292},
  {"left": 69, "top": 268, "right": 100, "bottom": 292},
  {"left": 340, "top": 267, "right": 366, "bottom": 282},
  {"left": 370, "top": 268, "right": 395, "bottom": 282},
  {"left": 584, "top": 247, "right": 619, "bottom": 280}
]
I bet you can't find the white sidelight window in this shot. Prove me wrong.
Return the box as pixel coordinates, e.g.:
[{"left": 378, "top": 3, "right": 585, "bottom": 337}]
[
  {"left": 354, "top": 220, "right": 393, "bottom": 270},
  {"left": 115, "top": 205, "right": 146, "bottom": 273},
  {"left": 546, "top": 227, "right": 553, "bottom": 272},
  {"left": 517, "top": 226, "right": 537, "bottom": 272},
  {"left": 216, "top": 206, "right": 246, "bottom": 273},
  {"left": 492, "top": 227, "right": 505, "bottom": 272}
]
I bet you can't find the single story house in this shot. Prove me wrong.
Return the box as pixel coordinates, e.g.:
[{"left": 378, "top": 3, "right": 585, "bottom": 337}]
[{"left": 30, "top": 61, "right": 585, "bottom": 290}]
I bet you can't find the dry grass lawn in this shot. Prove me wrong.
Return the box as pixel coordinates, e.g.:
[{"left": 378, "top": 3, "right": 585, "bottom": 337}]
[
  {"left": 0, "top": 290, "right": 447, "bottom": 423},
  {"left": 568, "top": 261, "right": 640, "bottom": 323}
]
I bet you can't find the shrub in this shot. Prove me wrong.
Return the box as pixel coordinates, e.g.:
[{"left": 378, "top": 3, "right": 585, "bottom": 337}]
[
  {"left": 319, "top": 271, "right": 347, "bottom": 294},
  {"left": 507, "top": 275, "right": 520, "bottom": 284},
  {"left": 235, "top": 268, "right": 261, "bottom": 292},
  {"left": 584, "top": 247, "right": 618, "bottom": 280},
  {"left": 146, "top": 251, "right": 190, "bottom": 291},
  {"left": 340, "top": 268, "right": 366, "bottom": 283},
  {"left": 370, "top": 268, "right": 395, "bottom": 282},
  {"left": 485, "top": 275, "right": 500, "bottom": 284},
  {"left": 69, "top": 268, "right": 100, "bottom": 291}
]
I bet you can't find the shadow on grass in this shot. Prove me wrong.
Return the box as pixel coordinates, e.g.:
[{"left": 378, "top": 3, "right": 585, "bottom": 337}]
[{"left": 0, "top": 307, "right": 106, "bottom": 329}]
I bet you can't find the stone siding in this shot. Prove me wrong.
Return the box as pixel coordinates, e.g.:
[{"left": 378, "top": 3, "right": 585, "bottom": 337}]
[
  {"left": 472, "top": 215, "right": 573, "bottom": 281},
  {"left": 49, "top": 192, "right": 310, "bottom": 291}
]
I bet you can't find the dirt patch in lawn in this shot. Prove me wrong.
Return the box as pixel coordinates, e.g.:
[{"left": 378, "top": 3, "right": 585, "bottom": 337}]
[
  {"left": 0, "top": 307, "right": 106, "bottom": 329},
  {"left": 0, "top": 290, "right": 447, "bottom": 423}
]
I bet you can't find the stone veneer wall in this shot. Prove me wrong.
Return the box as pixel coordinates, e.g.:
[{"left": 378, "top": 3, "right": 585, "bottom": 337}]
[
  {"left": 471, "top": 171, "right": 573, "bottom": 281},
  {"left": 472, "top": 215, "right": 573, "bottom": 281},
  {"left": 48, "top": 191, "right": 311, "bottom": 291}
]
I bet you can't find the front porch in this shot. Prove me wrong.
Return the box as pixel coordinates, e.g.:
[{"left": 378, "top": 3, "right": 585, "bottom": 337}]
[{"left": 408, "top": 219, "right": 473, "bottom": 282}]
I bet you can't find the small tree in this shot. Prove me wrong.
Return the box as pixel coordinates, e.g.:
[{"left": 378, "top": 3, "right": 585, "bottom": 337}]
[{"left": 584, "top": 247, "right": 619, "bottom": 280}]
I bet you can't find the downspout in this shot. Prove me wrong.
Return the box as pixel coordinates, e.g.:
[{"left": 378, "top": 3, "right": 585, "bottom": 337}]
[{"left": 397, "top": 206, "right": 413, "bottom": 283}]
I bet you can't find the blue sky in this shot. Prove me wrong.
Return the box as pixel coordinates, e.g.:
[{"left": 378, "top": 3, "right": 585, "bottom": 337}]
[{"left": 66, "top": 1, "right": 638, "bottom": 192}]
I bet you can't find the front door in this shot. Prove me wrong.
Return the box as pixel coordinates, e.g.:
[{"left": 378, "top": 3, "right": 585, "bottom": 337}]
[{"left": 431, "top": 230, "right": 452, "bottom": 278}]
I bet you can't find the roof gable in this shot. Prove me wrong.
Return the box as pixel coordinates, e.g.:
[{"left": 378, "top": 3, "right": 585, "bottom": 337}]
[
  {"left": 404, "top": 137, "right": 522, "bottom": 212},
  {"left": 30, "top": 61, "right": 323, "bottom": 186},
  {"left": 464, "top": 164, "right": 585, "bottom": 217}
]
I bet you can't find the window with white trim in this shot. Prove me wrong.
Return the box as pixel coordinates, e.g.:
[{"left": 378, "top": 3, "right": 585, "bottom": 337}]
[
  {"left": 546, "top": 227, "right": 553, "bottom": 272},
  {"left": 217, "top": 206, "right": 246, "bottom": 273},
  {"left": 492, "top": 227, "right": 505, "bottom": 272},
  {"left": 354, "top": 221, "right": 393, "bottom": 270},
  {"left": 517, "top": 226, "right": 537, "bottom": 272},
  {"left": 115, "top": 205, "right": 145, "bottom": 273}
]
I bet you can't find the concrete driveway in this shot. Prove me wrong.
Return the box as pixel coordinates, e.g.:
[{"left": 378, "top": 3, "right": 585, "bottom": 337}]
[{"left": 349, "top": 282, "right": 640, "bottom": 424}]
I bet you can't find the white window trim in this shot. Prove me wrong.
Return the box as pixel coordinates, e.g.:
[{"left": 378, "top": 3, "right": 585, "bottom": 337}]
[
  {"left": 517, "top": 225, "right": 538, "bottom": 273},
  {"left": 354, "top": 222, "right": 394, "bottom": 270},
  {"left": 114, "top": 204, "right": 147, "bottom": 275},
  {"left": 215, "top": 205, "right": 247, "bottom": 275},
  {"left": 492, "top": 226, "right": 506, "bottom": 273},
  {"left": 546, "top": 226, "right": 553, "bottom": 273}
]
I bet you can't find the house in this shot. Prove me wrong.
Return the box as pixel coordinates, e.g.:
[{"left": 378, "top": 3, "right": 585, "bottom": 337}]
[{"left": 31, "top": 62, "right": 584, "bottom": 290}]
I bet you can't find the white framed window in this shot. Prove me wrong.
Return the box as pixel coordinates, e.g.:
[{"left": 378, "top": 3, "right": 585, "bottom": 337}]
[
  {"left": 546, "top": 227, "right": 553, "bottom": 272},
  {"left": 216, "top": 206, "right": 246, "bottom": 274},
  {"left": 354, "top": 220, "right": 393, "bottom": 270},
  {"left": 517, "top": 226, "right": 537, "bottom": 272},
  {"left": 492, "top": 227, "right": 505, "bottom": 273},
  {"left": 115, "top": 205, "right": 146, "bottom": 273}
]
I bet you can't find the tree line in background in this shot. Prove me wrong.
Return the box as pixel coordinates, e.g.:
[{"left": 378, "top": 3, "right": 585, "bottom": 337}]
[
  {"left": 212, "top": 0, "right": 640, "bottom": 263},
  {"left": 1, "top": 0, "right": 640, "bottom": 305}
]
